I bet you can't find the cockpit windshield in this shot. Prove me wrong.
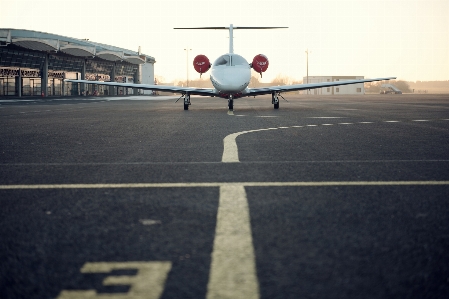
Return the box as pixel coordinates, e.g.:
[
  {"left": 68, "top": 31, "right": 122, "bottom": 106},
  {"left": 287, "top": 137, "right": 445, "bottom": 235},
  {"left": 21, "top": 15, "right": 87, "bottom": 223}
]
[
  {"left": 213, "top": 54, "right": 249, "bottom": 67},
  {"left": 213, "top": 55, "right": 230, "bottom": 66},
  {"left": 230, "top": 54, "right": 248, "bottom": 66}
]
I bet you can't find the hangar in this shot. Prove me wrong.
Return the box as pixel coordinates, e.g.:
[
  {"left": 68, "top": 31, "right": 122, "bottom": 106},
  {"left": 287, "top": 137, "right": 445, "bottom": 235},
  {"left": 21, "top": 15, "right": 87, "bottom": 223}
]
[
  {"left": 0, "top": 29, "right": 155, "bottom": 97},
  {"left": 303, "top": 76, "right": 365, "bottom": 95}
]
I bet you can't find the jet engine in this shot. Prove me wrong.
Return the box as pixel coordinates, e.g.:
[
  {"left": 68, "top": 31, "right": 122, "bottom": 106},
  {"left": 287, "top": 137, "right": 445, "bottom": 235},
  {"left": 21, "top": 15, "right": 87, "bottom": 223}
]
[
  {"left": 193, "top": 55, "right": 211, "bottom": 76},
  {"left": 251, "top": 54, "right": 269, "bottom": 77}
]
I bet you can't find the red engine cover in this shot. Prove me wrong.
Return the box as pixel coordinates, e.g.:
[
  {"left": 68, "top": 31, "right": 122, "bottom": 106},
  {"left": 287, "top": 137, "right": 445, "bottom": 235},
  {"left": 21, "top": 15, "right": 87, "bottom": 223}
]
[
  {"left": 193, "top": 55, "right": 211, "bottom": 74},
  {"left": 252, "top": 54, "right": 269, "bottom": 73}
]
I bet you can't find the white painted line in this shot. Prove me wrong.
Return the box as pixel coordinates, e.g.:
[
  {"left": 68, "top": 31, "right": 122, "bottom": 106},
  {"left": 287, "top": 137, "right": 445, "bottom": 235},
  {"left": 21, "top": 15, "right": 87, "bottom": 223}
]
[
  {"left": 1, "top": 181, "right": 448, "bottom": 190},
  {"left": 139, "top": 219, "right": 161, "bottom": 225},
  {"left": 412, "top": 120, "right": 429, "bottom": 122},
  {"left": 207, "top": 185, "right": 259, "bottom": 299},
  {"left": 221, "top": 116, "right": 436, "bottom": 163},
  {"left": 308, "top": 117, "right": 344, "bottom": 119},
  {"left": 256, "top": 116, "right": 277, "bottom": 118}
]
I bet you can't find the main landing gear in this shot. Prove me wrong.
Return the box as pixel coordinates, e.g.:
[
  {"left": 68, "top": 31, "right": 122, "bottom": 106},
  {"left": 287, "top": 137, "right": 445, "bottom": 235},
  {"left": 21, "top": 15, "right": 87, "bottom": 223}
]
[
  {"left": 228, "top": 95, "right": 234, "bottom": 111},
  {"left": 272, "top": 92, "right": 287, "bottom": 109},
  {"left": 176, "top": 93, "right": 191, "bottom": 110},
  {"left": 272, "top": 92, "right": 279, "bottom": 109},
  {"left": 184, "top": 94, "right": 191, "bottom": 110}
]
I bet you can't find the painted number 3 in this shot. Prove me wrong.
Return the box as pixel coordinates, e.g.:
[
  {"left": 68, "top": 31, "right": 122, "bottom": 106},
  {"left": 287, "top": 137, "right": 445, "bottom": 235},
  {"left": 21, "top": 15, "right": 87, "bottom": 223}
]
[{"left": 57, "top": 262, "right": 172, "bottom": 299}]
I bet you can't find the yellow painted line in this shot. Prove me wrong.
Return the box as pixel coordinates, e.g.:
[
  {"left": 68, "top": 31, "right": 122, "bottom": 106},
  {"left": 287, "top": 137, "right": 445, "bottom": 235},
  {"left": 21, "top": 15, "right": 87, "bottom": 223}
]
[
  {"left": 207, "top": 184, "right": 259, "bottom": 299},
  {"left": 222, "top": 132, "right": 243, "bottom": 163},
  {"left": 222, "top": 128, "right": 281, "bottom": 163},
  {"left": 1, "top": 181, "right": 449, "bottom": 190}
]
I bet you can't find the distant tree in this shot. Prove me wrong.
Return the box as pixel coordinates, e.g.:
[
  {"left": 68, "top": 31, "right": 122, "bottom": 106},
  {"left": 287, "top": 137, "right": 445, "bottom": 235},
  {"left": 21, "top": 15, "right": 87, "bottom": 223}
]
[
  {"left": 267, "top": 74, "right": 303, "bottom": 94},
  {"left": 175, "top": 77, "right": 213, "bottom": 88},
  {"left": 271, "top": 74, "right": 291, "bottom": 85},
  {"left": 365, "top": 81, "right": 382, "bottom": 93},
  {"left": 249, "top": 75, "right": 261, "bottom": 88},
  {"left": 154, "top": 75, "right": 165, "bottom": 84}
]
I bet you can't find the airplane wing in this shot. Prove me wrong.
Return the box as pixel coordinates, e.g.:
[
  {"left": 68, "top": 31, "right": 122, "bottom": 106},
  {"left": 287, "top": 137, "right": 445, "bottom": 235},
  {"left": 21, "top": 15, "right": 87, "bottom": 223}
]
[
  {"left": 245, "top": 77, "right": 396, "bottom": 96},
  {"left": 63, "top": 79, "right": 216, "bottom": 97}
]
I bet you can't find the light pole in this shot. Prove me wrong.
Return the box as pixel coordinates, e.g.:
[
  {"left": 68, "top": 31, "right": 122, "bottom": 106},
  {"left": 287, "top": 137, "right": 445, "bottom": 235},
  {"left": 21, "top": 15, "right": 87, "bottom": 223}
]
[
  {"left": 184, "top": 48, "right": 191, "bottom": 87},
  {"left": 305, "top": 49, "right": 311, "bottom": 94}
]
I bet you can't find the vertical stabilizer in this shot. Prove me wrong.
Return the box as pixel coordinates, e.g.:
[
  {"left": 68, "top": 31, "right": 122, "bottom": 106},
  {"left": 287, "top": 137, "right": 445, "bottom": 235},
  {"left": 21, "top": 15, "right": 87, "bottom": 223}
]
[{"left": 229, "top": 24, "right": 234, "bottom": 54}]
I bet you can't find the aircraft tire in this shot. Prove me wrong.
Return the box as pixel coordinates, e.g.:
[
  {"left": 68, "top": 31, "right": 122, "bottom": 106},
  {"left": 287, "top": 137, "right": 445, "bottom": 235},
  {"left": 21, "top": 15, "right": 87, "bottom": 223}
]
[
  {"left": 184, "top": 103, "right": 189, "bottom": 110},
  {"left": 274, "top": 103, "right": 279, "bottom": 109}
]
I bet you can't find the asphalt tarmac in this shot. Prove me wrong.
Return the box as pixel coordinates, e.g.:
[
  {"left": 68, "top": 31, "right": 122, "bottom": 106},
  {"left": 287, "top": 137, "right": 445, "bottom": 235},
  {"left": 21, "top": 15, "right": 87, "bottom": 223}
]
[{"left": 1, "top": 94, "right": 448, "bottom": 299}]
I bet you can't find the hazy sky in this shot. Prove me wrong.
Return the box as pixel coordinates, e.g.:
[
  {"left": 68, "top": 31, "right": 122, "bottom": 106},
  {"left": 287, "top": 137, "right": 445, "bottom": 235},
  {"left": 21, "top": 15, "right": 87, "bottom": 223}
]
[{"left": 1, "top": 0, "right": 448, "bottom": 83}]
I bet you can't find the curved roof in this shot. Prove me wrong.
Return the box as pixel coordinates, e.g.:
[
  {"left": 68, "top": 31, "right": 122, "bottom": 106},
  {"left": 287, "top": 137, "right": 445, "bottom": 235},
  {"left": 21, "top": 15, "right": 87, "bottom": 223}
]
[{"left": 0, "top": 28, "right": 155, "bottom": 64}]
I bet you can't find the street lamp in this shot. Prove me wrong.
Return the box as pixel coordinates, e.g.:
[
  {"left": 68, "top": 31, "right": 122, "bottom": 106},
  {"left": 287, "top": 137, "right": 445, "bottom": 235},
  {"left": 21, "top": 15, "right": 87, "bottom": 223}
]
[
  {"left": 305, "top": 49, "right": 311, "bottom": 94},
  {"left": 184, "top": 48, "right": 191, "bottom": 87}
]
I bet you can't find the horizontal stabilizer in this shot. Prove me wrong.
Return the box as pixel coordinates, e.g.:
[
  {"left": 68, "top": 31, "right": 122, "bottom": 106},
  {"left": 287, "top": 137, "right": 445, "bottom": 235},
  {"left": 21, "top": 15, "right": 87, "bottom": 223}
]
[
  {"left": 174, "top": 27, "right": 288, "bottom": 30},
  {"left": 174, "top": 24, "right": 287, "bottom": 53}
]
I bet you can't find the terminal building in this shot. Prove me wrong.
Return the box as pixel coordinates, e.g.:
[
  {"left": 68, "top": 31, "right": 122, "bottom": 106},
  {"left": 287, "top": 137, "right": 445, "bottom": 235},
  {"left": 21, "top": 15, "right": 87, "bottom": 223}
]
[
  {"left": 0, "top": 29, "right": 155, "bottom": 97},
  {"left": 303, "top": 76, "right": 365, "bottom": 95}
]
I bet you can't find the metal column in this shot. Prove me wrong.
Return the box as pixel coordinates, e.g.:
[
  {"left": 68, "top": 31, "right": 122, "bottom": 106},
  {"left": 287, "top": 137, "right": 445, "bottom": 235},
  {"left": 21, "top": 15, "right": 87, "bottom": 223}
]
[
  {"left": 81, "top": 60, "right": 86, "bottom": 95},
  {"left": 109, "top": 63, "right": 116, "bottom": 96},
  {"left": 17, "top": 68, "right": 22, "bottom": 97},
  {"left": 42, "top": 54, "right": 48, "bottom": 96}
]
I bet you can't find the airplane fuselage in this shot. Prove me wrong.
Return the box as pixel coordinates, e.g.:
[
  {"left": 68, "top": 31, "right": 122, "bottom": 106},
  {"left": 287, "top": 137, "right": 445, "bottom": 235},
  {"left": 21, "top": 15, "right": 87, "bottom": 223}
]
[{"left": 209, "top": 53, "right": 251, "bottom": 97}]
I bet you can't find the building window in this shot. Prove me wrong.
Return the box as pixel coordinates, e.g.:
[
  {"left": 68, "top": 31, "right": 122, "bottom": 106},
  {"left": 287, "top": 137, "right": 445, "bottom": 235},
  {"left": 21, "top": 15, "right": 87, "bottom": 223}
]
[
  {"left": 357, "top": 88, "right": 362, "bottom": 92},
  {"left": 336, "top": 88, "right": 339, "bottom": 92},
  {"left": 327, "top": 88, "right": 330, "bottom": 92}
]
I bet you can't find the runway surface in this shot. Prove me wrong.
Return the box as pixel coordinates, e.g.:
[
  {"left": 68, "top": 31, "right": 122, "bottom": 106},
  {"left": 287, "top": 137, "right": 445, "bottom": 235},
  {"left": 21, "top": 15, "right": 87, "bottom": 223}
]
[{"left": 1, "top": 94, "right": 449, "bottom": 299}]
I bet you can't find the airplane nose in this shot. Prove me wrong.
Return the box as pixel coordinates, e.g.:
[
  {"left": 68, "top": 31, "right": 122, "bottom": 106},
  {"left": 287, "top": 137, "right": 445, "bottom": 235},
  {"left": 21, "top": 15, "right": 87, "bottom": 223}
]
[{"left": 212, "top": 68, "right": 250, "bottom": 92}]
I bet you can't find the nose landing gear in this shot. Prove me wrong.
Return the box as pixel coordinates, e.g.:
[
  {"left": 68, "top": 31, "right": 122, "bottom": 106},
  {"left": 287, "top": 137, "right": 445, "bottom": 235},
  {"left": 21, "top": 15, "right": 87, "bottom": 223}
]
[{"left": 228, "top": 95, "right": 234, "bottom": 111}]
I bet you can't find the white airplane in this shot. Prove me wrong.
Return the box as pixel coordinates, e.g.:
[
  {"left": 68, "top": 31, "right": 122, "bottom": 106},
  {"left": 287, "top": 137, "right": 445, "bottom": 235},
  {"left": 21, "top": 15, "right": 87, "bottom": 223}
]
[{"left": 65, "top": 24, "right": 395, "bottom": 111}]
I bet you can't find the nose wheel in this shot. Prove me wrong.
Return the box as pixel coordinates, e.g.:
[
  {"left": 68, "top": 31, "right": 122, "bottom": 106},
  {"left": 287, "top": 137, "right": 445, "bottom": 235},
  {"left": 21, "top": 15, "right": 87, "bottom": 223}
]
[{"left": 228, "top": 95, "right": 234, "bottom": 110}]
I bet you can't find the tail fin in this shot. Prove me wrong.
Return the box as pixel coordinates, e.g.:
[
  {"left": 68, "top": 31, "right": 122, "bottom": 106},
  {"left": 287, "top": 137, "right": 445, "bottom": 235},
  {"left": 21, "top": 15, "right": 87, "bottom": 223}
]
[{"left": 174, "top": 24, "right": 288, "bottom": 54}]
